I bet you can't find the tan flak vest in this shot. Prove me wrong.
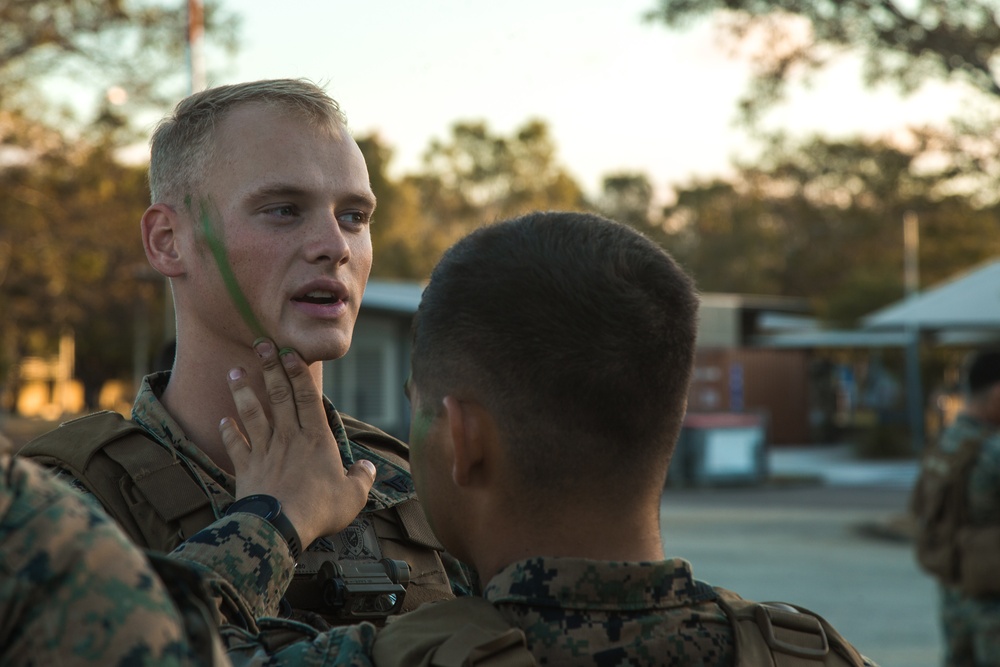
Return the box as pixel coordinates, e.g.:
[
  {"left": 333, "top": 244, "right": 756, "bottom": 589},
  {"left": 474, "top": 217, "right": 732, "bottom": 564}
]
[
  {"left": 372, "top": 590, "right": 870, "bottom": 667},
  {"left": 18, "top": 410, "right": 460, "bottom": 624}
]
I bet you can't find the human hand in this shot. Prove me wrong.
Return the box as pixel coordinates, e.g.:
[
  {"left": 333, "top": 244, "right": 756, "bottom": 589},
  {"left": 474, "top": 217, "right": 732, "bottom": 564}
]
[{"left": 219, "top": 338, "right": 376, "bottom": 549}]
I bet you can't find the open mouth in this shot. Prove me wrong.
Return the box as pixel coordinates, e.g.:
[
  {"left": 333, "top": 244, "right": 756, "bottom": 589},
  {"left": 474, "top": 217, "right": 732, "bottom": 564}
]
[{"left": 294, "top": 290, "right": 342, "bottom": 305}]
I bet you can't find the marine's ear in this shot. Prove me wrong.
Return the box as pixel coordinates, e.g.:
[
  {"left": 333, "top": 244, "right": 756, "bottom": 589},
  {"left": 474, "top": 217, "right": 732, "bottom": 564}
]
[
  {"left": 141, "top": 203, "right": 186, "bottom": 278},
  {"left": 442, "top": 395, "right": 496, "bottom": 488}
]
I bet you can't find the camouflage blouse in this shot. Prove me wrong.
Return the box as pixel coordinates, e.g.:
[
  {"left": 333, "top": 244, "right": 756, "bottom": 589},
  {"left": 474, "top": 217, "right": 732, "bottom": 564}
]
[
  {"left": 938, "top": 412, "right": 1000, "bottom": 525},
  {"left": 0, "top": 453, "right": 223, "bottom": 666},
  {"left": 485, "top": 556, "right": 735, "bottom": 666}
]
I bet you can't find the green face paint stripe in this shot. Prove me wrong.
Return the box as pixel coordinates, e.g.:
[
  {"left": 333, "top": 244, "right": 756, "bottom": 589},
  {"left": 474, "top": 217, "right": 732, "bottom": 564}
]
[
  {"left": 197, "top": 199, "right": 269, "bottom": 340},
  {"left": 409, "top": 407, "right": 435, "bottom": 446}
]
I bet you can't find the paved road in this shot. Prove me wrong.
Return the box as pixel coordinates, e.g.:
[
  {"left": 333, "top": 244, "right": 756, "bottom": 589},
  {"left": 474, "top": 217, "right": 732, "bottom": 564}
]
[{"left": 660, "top": 484, "right": 941, "bottom": 667}]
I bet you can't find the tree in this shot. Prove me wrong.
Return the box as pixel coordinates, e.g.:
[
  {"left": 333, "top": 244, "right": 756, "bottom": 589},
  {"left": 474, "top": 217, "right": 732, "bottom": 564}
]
[
  {"left": 0, "top": 0, "right": 239, "bottom": 410},
  {"left": 1, "top": 0, "right": 239, "bottom": 132},
  {"left": 357, "top": 134, "right": 443, "bottom": 280},
  {"left": 643, "top": 1, "right": 1000, "bottom": 202},
  {"left": 408, "top": 119, "right": 589, "bottom": 248},
  {"left": 598, "top": 172, "right": 658, "bottom": 231},
  {"left": 661, "top": 134, "right": 1000, "bottom": 324},
  {"left": 644, "top": 1, "right": 1000, "bottom": 325},
  {"left": 644, "top": 0, "right": 1000, "bottom": 124},
  {"left": 0, "top": 121, "right": 164, "bottom": 409}
]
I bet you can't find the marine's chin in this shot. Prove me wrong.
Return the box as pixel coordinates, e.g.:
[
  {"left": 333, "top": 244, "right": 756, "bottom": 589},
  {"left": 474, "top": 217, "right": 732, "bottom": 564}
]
[{"left": 292, "top": 334, "right": 353, "bottom": 366}]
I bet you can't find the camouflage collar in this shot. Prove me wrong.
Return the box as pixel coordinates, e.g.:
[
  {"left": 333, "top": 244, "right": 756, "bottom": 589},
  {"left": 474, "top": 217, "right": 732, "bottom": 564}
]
[
  {"left": 323, "top": 401, "right": 415, "bottom": 510},
  {"left": 132, "top": 372, "right": 415, "bottom": 510},
  {"left": 483, "top": 556, "right": 715, "bottom": 611}
]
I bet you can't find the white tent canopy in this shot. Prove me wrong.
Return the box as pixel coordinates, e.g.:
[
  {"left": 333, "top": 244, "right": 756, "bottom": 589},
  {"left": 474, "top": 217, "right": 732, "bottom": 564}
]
[{"left": 863, "top": 259, "right": 1000, "bottom": 332}]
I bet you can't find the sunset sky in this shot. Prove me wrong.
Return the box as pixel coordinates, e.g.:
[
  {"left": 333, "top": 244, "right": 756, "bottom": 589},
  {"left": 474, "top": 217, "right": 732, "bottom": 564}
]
[{"left": 202, "top": 0, "right": 966, "bottom": 199}]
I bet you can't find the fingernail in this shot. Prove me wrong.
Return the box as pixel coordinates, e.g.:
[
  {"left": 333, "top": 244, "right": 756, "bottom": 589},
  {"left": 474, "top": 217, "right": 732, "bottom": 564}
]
[
  {"left": 229, "top": 367, "right": 244, "bottom": 381},
  {"left": 255, "top": 340, "right": 274, "bottom": 358},
  {"left": 279, "top": 347, "right": 296, "bottom": 367},
  {"left": 360, "top": 460, "right": 376, "bottom": 478}
]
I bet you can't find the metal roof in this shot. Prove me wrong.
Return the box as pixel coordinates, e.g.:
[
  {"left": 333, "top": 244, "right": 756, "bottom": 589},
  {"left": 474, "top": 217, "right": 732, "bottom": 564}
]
[
  {"left": 699, "top": 293, "right": 812, "bottom": 314},
  {"left": 863, "top": 258, "right": 1000, "bottom": 331},
  {"left": 752, "top": 330, "right": 915, "bottom": 349},
  {"left": 359, "top": 279, "right": 425, "bottom": 316}
]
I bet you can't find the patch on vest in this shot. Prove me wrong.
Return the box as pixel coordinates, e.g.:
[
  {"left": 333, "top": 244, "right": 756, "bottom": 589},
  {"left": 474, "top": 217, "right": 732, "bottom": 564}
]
[
  {"left": 334, "top": 516, "right": 381, "bottom": 560},
  {"left": 382, "top": 474, "right": 410, "bottom": 493}
]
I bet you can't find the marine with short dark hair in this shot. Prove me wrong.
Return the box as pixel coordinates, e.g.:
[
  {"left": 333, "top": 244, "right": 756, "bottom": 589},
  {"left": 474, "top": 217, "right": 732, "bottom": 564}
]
[{"left": 371, "top": 210, "right": 876, "bottom": 666}]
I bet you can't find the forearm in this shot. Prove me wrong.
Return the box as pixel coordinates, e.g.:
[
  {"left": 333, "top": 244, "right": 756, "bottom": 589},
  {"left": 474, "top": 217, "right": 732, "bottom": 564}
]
[
  {"left": 222, "top": 619, "right": 377, "bottom": 667},
  {"left": 170, "top": 513, "right": 296, "bottom": 626}
]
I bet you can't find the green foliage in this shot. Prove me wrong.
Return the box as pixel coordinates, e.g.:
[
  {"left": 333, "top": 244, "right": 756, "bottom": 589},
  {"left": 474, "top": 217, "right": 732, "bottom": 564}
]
[
  {"left": 362, "top": 121, "right": 592, "bottom": 282},
  {"left": 597, "top": 172, "right": 661, "bottom": 235},
  {"left": 0, "top": 0, "right": 237, "bottom": 408},
  {"left": 661, "top": 134, "right": 1000, "bottom": 323},
  {"left": 641, "top": 0, "right": 1000, "bottom": 333},
  {"left": 0, "top": 128, "right": 163, "bottom": 406},
  {"left": 0, "top": 0, "right": 239, "bottom": 131},
  {"left": 407, "top": 119, "right": 589, "bottom": 251},
  {"left": 357, "top": 134, "right": 443, "bottom": 280}
]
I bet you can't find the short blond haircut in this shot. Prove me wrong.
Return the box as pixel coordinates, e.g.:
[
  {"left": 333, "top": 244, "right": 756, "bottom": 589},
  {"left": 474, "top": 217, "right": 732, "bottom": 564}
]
[{"left": 148, "top": 78, "right": 348, "bottom": 206}]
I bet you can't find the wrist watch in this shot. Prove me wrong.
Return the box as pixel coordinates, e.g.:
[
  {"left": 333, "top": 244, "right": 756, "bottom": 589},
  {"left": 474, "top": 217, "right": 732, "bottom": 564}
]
[{"left": 225, "top": 494, "right": 302, "bottom": 562}]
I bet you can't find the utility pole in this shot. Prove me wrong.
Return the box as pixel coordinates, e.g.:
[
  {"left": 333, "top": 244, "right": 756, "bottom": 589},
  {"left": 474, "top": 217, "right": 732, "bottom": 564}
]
[
  {"left": 903, "top": 211, "right": 924, "bottom": 452},
  {"left": 904, "top": 211, "right": 919, "bottom": 298},
  {"left": 160, "top": 0, "right": 206, "bottom": 361},
  {"left": 187, "top": 0, "right": 206, "bottom": 94}
]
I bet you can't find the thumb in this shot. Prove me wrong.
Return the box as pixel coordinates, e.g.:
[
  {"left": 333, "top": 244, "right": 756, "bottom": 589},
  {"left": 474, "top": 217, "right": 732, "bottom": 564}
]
[{"left": 347, "top": 459, "right": 377, "bottom": 494}]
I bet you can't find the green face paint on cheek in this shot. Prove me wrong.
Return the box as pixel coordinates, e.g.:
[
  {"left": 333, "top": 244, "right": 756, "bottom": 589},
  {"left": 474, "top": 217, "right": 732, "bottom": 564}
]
[
  {"left": 409, "top": 407, "right": 436, "bottom": 449},
  {"left": 193, "top": 196, "right": 270, "bottom": 341}
]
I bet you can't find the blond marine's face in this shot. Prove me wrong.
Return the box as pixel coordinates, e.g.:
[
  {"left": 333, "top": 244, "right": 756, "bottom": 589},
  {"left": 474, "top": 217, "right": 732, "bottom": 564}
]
[{"left": 183, "top": 102, "right": 375, "bottom": 362}]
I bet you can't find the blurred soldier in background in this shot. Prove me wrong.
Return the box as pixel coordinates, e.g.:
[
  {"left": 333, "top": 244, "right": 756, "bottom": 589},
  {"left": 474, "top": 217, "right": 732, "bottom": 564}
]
[{"left": 912, "top": 349, "right": 1000, "bottom": 667}]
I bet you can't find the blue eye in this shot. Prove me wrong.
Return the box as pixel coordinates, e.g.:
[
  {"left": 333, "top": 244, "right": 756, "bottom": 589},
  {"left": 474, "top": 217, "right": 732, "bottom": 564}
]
[
  {"left": 267, "top": 204, "right": 298, "bottom": 218},
  {"left": 338, "top": 210, "right": 371, "bottom": 227}
]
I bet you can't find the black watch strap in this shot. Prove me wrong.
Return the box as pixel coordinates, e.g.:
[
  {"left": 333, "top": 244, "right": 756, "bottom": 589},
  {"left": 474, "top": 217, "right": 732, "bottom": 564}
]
[{"left": 225, "top": 494, "right": 303, "bottom": 562}]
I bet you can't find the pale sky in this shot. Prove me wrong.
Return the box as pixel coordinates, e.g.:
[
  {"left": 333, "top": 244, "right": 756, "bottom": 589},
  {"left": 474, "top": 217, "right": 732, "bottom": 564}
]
[{"left": 202, "top": 0, "right": 965, "bottom": 200}]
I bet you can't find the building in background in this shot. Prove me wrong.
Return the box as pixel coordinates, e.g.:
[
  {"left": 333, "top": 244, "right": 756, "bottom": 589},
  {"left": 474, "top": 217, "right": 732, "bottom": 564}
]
[{"left": 324, "top": 280, "right": 422, "bottom": 440}]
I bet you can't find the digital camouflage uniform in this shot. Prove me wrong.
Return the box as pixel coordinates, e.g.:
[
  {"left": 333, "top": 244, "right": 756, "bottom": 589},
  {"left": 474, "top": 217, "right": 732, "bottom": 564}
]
[
  {"left": 934, "top": 413, "right": 1000, "bottom": 667},
  {"left": 373, "top": 555, "right": 878, "bottom": 666},
  {"left": 0, "top": 452, "right": 224, "bottom": 666},
  {"left": 1, "top": 449, "right": 378, "bottom": 666},
  {"left": 180, "top": 506, "right": 375, "bottom": 667},
  {"left": 202, "top": 553, "right": 880, "bottom": 666},
  {"left": 41, "top": 372, "right": 473, "bottom": 624},
  {"left": 485, "top": 556, "right": 735, "bottom": 665}
]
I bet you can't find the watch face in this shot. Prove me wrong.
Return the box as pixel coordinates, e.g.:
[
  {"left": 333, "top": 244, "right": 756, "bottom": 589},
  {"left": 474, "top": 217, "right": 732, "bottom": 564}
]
[{"left": 236, "top": 495, "right": 278, "bottom": 520}]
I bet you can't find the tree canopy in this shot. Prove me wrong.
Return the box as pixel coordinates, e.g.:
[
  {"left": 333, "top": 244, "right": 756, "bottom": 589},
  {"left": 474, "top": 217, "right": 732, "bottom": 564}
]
[
  {"left": 0, "top": 0, "right": 237, "bottom": 410},
  {"left": 5, "top": 0, "right": 1000, "bottom": 414},
  {"left": 660, "top": 134, "right": 1000, "bottom": 324},
  {"left": 644, "top": 0, "right": 1000, "bottom": 123},
  {"left": 405, "top": 119, "right": 588, "bottom": 254},
  {"left": 1, "top": 0, "right": 238, "bottom": 129},
  {"left": 643, "top": 0, "right": 1000, "bottom": 326}
]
